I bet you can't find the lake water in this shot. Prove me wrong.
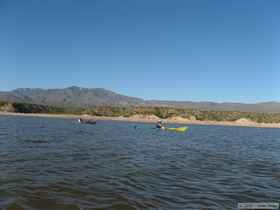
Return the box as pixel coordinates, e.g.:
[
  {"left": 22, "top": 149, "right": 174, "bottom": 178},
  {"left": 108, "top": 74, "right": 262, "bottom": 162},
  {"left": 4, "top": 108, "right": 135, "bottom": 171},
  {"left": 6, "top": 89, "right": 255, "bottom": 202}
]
[{"left": 0, "top": 116, "right": 280, "bottom": 210}]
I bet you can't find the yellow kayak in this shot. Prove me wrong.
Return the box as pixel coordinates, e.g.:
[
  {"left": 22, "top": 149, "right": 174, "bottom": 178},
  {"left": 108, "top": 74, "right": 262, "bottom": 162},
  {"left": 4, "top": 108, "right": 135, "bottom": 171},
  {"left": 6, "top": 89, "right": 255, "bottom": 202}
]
[{"left": 166, "top": 126, "right": 188, "bottom": 132}]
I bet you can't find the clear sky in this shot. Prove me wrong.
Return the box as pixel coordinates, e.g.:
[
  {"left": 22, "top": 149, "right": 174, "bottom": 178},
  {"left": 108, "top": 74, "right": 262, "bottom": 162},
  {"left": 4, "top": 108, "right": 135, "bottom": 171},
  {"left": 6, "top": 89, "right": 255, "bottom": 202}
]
[{"left": 0, "top": 0, "right": 279, "bottom": 102}]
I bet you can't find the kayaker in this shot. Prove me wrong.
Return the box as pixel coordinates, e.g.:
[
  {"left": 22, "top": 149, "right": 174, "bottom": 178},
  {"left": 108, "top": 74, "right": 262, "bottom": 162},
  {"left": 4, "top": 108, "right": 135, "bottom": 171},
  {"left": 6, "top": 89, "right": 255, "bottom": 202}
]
[
  {"left": 78, "top": 118, "right": 96, "bottom": 125},
  {"left": 156, "top": 121, "right": 166, "bottom": 130}
]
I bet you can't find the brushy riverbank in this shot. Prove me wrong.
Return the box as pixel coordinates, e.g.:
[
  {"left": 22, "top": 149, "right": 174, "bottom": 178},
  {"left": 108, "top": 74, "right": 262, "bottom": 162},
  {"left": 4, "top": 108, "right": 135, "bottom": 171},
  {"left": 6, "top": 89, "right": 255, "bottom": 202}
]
[
  {"left": 1, "top": 101, "right": 280, "bottom": 128},
  {"left": 1, "top": 111, "right": 280, "bottom": 128}
]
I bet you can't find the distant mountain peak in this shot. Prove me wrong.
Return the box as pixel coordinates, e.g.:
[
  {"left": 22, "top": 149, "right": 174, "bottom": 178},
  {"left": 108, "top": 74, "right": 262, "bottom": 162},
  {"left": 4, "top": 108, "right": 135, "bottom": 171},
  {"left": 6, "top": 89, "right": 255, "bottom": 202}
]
[{"left": 67, "top": 86, "right": 84, "bottom": 90}]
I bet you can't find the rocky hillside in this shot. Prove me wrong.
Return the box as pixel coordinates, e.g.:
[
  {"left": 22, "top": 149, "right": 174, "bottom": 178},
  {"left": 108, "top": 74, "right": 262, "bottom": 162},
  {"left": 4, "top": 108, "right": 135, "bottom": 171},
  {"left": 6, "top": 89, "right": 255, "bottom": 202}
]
[
  {"left": 0, "top": 86, "right": 279, "bottom": 113},
  {"left": 0, "top": 86, "right": 143, "bottom": 107}
]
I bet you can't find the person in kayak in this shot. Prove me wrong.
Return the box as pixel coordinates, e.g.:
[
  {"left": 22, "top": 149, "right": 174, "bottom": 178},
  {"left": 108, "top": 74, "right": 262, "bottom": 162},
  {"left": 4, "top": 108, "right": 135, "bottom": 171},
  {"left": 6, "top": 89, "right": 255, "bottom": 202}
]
[
  {"left": 78, "top": 118, "right": 96, "bottom": 125},
  {"left": 156, "top": 121, "right": 166, "bottom": 130}
]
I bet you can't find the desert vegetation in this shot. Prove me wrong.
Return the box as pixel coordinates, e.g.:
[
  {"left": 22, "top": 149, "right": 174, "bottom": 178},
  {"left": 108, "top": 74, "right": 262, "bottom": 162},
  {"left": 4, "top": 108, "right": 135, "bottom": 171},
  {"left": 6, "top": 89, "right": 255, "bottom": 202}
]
[{"left": 1, "top": 101, "right": 280, "bottom": 123}]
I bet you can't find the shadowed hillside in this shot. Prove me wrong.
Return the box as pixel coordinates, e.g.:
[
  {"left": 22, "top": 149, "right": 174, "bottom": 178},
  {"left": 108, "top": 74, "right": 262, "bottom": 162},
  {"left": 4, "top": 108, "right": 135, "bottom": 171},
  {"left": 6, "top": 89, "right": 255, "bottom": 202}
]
[
  {"left": 0, "top": 86, "right": 144, "bottom": 107},
  {"left": 0, "top": 86, "right": 280, "bottom": 113}
]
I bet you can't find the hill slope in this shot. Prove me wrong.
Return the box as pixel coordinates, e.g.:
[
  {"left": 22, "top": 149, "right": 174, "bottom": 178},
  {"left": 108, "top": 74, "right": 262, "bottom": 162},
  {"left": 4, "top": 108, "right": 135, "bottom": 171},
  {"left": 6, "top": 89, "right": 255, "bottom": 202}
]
[
  {"left": 0, "top": 86, "right": 279, "bottom": 113},
  {"left": 148, "top": 100, "right": 280, "bottom": 113},
  {"left": 0, "top": 86, "right": 143, "bottom": 107}
]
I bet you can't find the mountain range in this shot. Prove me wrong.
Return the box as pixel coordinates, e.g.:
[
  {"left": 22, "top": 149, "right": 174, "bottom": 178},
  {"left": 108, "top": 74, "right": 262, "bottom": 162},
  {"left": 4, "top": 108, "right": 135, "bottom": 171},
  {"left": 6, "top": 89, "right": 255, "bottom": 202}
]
[{"left": 0, "top": 86, "right": 279, "bottom": 113}]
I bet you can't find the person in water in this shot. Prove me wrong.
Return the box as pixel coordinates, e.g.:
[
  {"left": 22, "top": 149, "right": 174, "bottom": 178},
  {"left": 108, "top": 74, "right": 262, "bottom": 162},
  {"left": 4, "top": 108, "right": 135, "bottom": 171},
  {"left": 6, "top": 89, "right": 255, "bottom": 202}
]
[{"left": 156, "top": 121, "right": 166, "bottom": 130}]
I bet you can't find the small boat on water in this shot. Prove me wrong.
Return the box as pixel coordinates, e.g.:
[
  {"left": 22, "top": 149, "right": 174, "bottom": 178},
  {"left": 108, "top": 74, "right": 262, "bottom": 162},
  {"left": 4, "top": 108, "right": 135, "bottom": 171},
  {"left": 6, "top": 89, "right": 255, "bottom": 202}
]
[
  {"left": 166, "top": 126, "right": 188, "bottom": 132},
  {"left": 78, "top": 118, "right": 97, "bottom": 125},
  {"left": 156, "top": 121, "right": 188, "bottom": 132}
]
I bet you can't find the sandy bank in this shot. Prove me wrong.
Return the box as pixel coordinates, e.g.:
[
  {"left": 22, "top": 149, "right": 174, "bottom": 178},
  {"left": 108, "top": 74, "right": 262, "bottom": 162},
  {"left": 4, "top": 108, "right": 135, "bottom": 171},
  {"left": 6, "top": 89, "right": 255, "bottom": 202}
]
[{"left": 0, "top": 112, "right": 280, "bottom": 128}]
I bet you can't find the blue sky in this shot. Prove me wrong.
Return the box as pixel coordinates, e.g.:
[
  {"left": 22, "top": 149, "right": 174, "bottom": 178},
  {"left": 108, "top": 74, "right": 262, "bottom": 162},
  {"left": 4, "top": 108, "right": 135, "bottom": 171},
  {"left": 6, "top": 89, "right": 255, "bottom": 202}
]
[{"left": 0, "top": 0, "right": 279, "bottom": 102}]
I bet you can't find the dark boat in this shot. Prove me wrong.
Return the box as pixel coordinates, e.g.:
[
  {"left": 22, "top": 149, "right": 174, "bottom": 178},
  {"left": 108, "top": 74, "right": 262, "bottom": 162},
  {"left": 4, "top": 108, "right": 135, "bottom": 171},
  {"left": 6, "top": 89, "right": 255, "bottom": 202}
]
[{"left": 78, "top": 118, "right": 97, "bottom": 125}]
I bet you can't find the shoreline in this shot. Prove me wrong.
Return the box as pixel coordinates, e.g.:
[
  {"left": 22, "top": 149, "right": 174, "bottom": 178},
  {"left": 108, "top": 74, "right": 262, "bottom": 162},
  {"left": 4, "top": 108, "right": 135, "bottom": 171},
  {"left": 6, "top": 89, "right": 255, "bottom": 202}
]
[{"left": 0, "top": 111, "right": 280, "bottom": 128}]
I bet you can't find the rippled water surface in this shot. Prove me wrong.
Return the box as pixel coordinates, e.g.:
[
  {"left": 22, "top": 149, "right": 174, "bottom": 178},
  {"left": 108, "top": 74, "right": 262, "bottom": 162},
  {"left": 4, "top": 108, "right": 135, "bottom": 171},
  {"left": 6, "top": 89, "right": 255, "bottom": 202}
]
[{"left": 0, "top": 116, "right": 280, "bottom": 210}]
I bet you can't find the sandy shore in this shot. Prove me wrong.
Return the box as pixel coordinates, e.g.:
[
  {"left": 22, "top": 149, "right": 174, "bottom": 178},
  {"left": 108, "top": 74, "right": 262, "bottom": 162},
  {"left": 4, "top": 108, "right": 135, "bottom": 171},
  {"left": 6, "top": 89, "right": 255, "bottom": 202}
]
[{"left": 0, "top": 111, "right": 280, "bottom": 128}]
